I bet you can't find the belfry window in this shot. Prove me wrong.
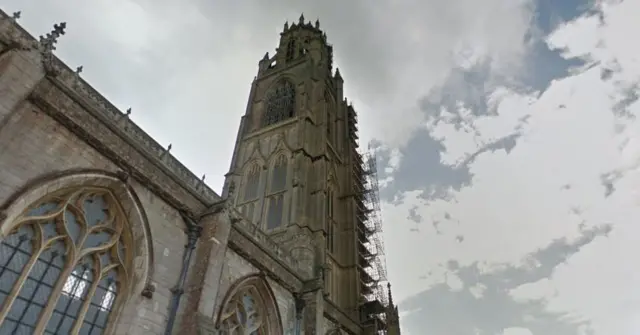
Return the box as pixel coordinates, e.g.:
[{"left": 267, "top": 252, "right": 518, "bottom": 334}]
[
  {"left": 263, "top": 81, "right": 296, "bottom": 127},
  {"left": 285, "top": 39, "right": 296, "bottom": 62},
  {"left": 0, "top": 187, "right": 130, "bottom": 335}
]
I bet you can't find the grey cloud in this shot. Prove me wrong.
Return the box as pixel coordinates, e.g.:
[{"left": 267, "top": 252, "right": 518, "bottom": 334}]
[
  {"left": 377, "top": 128, "right": 524, "bottom": 202},
  {"left": 378, "top": 129, "right": 473, "bottom": 202},
  {"left": 376, "top": 0, "right": 588, "bottom": 200},
  {"left": 407, "top": 206, "right": 423, "bottom": 224},
  {"left": 399, "top": 223, "right": 612, "bottom": 335}
]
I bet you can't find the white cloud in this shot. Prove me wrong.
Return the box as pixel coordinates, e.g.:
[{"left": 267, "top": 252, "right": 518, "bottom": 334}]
[
  {"left": 4, "top": 0, "right": 639, "bottom": 333},
  {"left": 384, "top": 0, "right": 640, "bottom": 333}
]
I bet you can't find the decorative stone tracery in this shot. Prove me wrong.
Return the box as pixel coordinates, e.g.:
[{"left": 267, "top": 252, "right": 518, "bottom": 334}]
[
  {"left": 0, "top": 186, "right": 131, "bottom": 334},
  {"left": 216, "top": 274, "right": 283, "bottom": 335}
]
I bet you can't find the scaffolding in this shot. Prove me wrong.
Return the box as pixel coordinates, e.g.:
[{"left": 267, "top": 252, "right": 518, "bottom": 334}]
[{"left": 347, "top": 103, "right": 390, "bottom": 334}]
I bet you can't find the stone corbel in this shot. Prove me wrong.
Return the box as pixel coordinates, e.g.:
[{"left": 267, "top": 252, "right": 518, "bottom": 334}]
[{"left": 141, "top": 281, "right": 155, "bottom": 299}]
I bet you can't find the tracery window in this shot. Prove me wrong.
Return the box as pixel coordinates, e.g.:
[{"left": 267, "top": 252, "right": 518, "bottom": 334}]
[
  {"left": 265, "top": 155, "right": 288, "bottom": 230},
  {"left": 243, "top": 164, "right": 261, "bottom": 202},
  {"left": 269, "top": 155, "right": 287, "bottom": 193},
  {"left": 262, "top": 81, "right": 296, "bottom": 127},
  {"left": 0, "top": 187, "right": 130, "bottom": 335},
  {"left": 219, "top": 285, "right": 267, "bottom": 335}
]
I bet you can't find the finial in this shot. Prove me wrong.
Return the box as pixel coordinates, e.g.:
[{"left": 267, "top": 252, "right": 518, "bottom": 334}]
[
  {"left": 201, "top": 174, "right": 206, "bottom": 182},
  {"left": 315, "top": 19, "right": 320, "bottom": 29},
  {"left": 284, "top": 21, "right": 288, "bottom": 30},
  {"left": 160, "top": 143, "right": 172, "bottom": 159},
  {"left": 387, "top": 282, "right": 394, "bottom": 307},
  {"left": 299, "top": 13, "right": 305, "bottom": 24},
  {"left": 75, "top": 65, "right": 83, "bottom": 74},
  {"left": 39, "top": 22, "right": 67, "bottom": 53},
  {"left": 12, "top": 11, "right": 21, "bottom": 20},
  {"left": 263, "top": 52, "right": 269, "bottom": 60},
  {"left": 334, "top": 67, "right": 342, "bottom": 79},
  {"left": 125, "top": 108, "right": 132, "bottom": 116}
]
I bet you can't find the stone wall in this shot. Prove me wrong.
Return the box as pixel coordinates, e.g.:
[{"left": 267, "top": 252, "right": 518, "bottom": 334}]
[
  {"left": 214, "top": 248, "right": 297, "bottom": 334},
  {"left": 0, "top": 10, "right": 218, "bottom": 334},
  {"left": 0, "top": 100, "right": 188, "bottom": 334}
]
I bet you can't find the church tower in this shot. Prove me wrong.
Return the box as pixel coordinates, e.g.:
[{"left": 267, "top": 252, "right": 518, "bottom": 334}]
[{"left": 222, "top": 14, "right": 398, "bottom": 334}]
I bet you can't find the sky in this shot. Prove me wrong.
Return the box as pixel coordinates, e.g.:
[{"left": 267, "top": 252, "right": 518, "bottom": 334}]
[{"left": 2, "top": 0, "right": 639, "bottom": 334}]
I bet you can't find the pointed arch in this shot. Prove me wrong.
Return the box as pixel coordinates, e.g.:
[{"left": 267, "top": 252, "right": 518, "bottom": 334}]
[
  {"left": 262, "top": 80, "right": 296, "bottom": 127},
  {"left": 241, "top": 140, "right": 267, "bottom": 171},
  {"left": 215, "top": 273, "right": 283, "bottom": 335},
  {"left": 0, "top": 169, "right": 153, "bottom": 334}
]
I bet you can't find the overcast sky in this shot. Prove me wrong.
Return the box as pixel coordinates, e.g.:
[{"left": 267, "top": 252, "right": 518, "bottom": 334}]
[{"left": 2, "top": 0, "right": 639, "bottom": 334}]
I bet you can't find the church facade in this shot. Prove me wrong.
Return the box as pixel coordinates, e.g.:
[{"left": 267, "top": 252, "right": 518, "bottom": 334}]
[{"left": 0, "top": 9, "right": 401, "bottom": 335}]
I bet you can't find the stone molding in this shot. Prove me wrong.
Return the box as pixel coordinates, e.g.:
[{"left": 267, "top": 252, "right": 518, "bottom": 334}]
[
  {"left": 228, "top": 220, "right": 305, "bottom": 293},
  {"left": 28, "top": 79, "right": 215, "bottom": 215}
]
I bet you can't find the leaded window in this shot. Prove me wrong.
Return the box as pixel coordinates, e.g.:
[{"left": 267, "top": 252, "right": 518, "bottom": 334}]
[
  {"left": 265, "top": 195, "right": 284, "bottom": 231},
  {"left": 219, "top": 286, "right": 267, "bottom": 335},
  {"left": 269, "top": 155, "right": 287, "bottom": 193},
  {"left": 0, "top": 187, "right": 129, "bottom": 335},
  {"left": 262, "top": 82, "right": 295, "bottom": 127},
  {"left": 243, "top": 164, "right": 261, "bottom": 202}
]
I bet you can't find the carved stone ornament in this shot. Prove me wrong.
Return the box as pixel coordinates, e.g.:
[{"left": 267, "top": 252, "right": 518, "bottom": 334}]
[{"left": 141, "top": 282, "right": 155, "bottom": 298}]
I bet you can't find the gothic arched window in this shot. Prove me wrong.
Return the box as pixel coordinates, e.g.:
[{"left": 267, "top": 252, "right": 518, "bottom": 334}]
[
  {"left": 216, "top": 275, "right": 282, "bottom": 335},
  {"left": 0, "top": 187, "right": 131, "bottom": 335},
  {"left": 262, "top": 81, "right": 296, "bottom": 127},
  {"left": 243, "top": 164, "right": 261, "bottom": 202},
  {"left": 266, "top": 155, "right": 287, "bottom": 230},
  {"left": 219, "top": 286, "right": 267, "bottom": 334}
]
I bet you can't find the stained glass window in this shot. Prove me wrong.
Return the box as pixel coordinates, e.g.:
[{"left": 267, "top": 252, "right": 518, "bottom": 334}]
[
  {"left": 219, "top": 287, "right": 266, "bottom": 335},
  {"left": 262, "top": 81, "right": 295, "bottom": 127},
  {"left": 0, "top": 188, "right": 129, "bottom": 335}
]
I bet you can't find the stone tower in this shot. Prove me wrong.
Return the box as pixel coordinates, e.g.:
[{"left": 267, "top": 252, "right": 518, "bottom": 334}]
[{"left": 221, "top": 14, "right": 400, "bottom": 334}]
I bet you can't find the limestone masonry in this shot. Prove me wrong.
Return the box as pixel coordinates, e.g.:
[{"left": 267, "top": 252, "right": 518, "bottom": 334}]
[{"left": 0, "top": 9, "right": 401, "bottom": 335}]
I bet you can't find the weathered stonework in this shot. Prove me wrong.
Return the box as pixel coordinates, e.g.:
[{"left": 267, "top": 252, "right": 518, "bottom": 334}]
[{"left": 0, "top": 9, "right": 402, "bottom": 335}]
